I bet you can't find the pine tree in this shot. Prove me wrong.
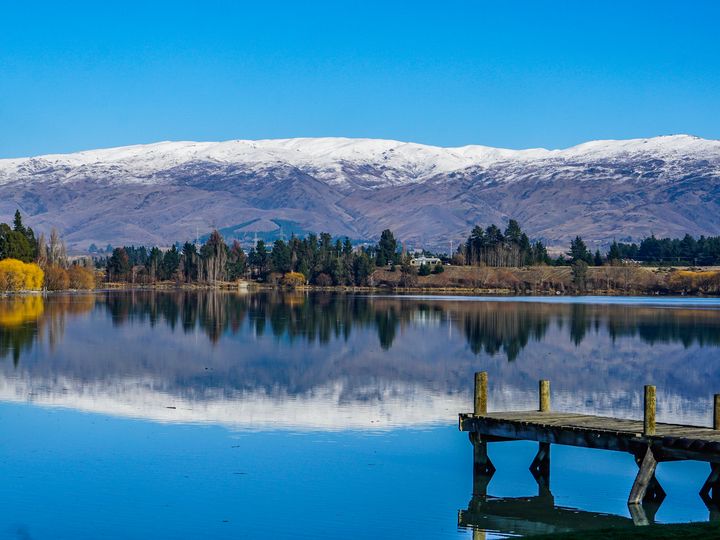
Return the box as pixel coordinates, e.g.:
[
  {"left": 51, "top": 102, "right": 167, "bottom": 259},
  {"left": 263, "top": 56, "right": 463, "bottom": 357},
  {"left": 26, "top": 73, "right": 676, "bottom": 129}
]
[
  {"left": 376, "top": 229, "right": 397, "bottom": 267},
  {"left": 568, "top": 236, "right": 591, "bottom": 264},
  {"left": 594, "top": 250, "right": 603, "bottom": 266},
  {"left": 13, "top": 210, "right": 23, "bottom": 233}
]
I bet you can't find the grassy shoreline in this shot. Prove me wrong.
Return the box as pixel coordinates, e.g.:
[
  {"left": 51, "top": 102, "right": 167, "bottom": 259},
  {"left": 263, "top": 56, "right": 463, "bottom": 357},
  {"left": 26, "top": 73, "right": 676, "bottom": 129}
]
[{"left": 3, "top": 265, "right": 720, "bottom": 297}]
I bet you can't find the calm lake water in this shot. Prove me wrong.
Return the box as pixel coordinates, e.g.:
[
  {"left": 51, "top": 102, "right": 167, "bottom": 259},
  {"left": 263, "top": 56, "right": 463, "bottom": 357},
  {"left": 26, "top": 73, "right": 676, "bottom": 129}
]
[{"left": 2, "top": 291, "right": 720, "bottom": 539}]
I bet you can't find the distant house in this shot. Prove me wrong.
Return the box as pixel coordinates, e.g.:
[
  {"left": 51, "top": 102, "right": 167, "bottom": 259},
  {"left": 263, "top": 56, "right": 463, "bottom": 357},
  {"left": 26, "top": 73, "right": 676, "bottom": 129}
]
[{"left": 410, "top": 256, "right": 441, "bottom": 267}]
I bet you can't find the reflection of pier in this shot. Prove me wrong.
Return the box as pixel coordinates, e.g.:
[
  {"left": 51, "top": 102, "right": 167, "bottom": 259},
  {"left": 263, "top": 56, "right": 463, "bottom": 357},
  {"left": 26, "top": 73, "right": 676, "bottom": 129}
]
[
  {"left": 458, "top": 491, "right": 646, "bottom": 537},
  {"left": 459, "top": 372, "right": 720, "bottom": 533}
]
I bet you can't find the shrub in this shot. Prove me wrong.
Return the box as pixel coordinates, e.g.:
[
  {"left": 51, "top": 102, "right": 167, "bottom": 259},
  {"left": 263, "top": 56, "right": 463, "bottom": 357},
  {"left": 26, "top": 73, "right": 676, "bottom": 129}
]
[
  {"left": 432, "top": 264, "right": 445, "bottom": 274},
  {"left": 314, "top": 273, "right": 333, "bottom": 287},
  {"left": 0, "top": 259, "right": 44, "bottom": 291},
  {"left": 282, "top": 271, "right": 306, "bottom": 288},
  {"left": 418, "top": 263, "right": 431, "bottom": 276},
  {"left": 68, "top": 265, "right": 96, "bottom": 289},
  {"left": 44, "top": 265, "right": 70, "bottom": 291}
]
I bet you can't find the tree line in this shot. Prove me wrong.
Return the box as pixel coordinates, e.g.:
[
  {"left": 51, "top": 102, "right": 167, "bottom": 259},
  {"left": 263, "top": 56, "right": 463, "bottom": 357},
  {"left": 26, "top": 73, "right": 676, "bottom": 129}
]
[
  {"left": 3, "top": 209, "right": 719, "bottom": 292},
  {"left": 0, "top": 211, "right": 95, "bottom": 291},
  {"left": 459, "top": 220, "right": 551, "bottom": 267},
  {"left": 103, "top": 230, "right": 379, "bottom": 286}
]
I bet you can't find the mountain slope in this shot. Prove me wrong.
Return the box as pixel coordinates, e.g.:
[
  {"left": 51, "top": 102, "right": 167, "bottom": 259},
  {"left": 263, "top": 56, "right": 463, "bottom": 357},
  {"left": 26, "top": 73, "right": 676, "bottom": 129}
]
[{"left": 0, "top": 135, "right": 718, "bottom": 250}]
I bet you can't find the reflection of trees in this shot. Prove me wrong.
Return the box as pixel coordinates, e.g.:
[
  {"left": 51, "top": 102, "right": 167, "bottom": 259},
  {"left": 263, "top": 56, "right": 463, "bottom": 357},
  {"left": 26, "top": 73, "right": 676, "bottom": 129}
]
[
  {"left": 460, "top": 303, "right": 551, "bottom": 361},
  {"left": 95, "top": 293, "right": 720, "bottom": 357},
  {"left": 0, "top": 295, "right": 95, "bottom": 366},
  {"left": 606, "top": 307, "right": 720, "bottom": 348},
  {"left": 4, "top": 292, "right": 720, "bottom": 367}
]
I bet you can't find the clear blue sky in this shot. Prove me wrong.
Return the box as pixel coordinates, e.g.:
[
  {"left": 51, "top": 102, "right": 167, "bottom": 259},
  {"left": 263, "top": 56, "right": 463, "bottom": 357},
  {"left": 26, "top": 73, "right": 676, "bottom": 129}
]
[{"left": 1, "top": 1, "right": 718, "bottom": 158}]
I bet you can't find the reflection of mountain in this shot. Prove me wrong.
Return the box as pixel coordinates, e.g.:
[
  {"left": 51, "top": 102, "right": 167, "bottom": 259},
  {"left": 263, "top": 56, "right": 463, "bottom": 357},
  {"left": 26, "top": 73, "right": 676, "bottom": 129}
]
[{"left": 1, "top": 292, "right": 720, "bottom": 429}]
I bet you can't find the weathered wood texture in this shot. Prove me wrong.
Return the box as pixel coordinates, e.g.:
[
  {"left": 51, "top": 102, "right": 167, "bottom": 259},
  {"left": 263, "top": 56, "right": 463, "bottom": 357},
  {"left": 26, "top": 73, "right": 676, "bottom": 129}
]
[
  {"left": 460, "top": 411, "right": 720, "bottom": 463},
  {"left": 644, "top": 385, "right": 656, "bottom": 436},
  {"left": 539, "top": 380, "right": 550, "bottom": 412},
  {"left": 474, "top": 372, "right": 487, "bottom": 416}
]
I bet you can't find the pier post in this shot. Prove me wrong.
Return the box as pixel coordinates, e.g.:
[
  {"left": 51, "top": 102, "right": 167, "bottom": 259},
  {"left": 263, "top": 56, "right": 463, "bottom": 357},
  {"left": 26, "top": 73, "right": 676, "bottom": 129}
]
[
  {"left": 474, "top": 372, "right": 488, "bottom": 416},
  {"left": 629, "top": 446, "right": 665, "bottom": 506},
  {"left": 700, "top": 463, "right": 720, "bottom": 512},
  {"left": 470, "top": 433, "right": 495, "bottom": 497},
  {"left": 539, "top": 380, "right": 550, "bottom": 412},
  {"left": 714, "top": 394, "right": 720, "bottom": 430},
  {"left": 529, "top": 442, "right": 551, "bottom": 493},
  {"left": 643, "top": 385, "right": 656, "bottom": 436},
  {"left": 628, "top": 446, "right": 665, "bottom": 505}
]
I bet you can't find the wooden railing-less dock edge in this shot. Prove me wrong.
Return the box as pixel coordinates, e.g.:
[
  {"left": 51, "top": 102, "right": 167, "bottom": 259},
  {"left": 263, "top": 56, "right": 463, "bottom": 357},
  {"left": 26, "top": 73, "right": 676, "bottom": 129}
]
[{"left": 459, "top": 372, "right": 720, "bottom": 518}]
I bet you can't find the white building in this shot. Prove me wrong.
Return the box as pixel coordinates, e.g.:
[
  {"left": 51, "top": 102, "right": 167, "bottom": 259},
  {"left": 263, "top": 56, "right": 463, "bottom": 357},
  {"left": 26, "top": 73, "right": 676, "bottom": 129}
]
[{"left": 410, "top": 256, "right": 441, "bottom": 267}]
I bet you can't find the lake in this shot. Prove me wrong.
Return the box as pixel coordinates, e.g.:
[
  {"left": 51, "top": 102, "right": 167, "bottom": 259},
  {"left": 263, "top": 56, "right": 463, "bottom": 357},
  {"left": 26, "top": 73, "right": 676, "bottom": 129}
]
[{"left": 1, "top": 291, "right": 720, "bottom": 539}]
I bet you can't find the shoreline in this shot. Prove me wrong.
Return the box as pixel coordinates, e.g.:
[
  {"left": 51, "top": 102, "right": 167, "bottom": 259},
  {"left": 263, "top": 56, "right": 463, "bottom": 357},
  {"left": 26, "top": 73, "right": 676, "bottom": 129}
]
[
  {"left": 2, "top": 282, "right": 718, "bottom": 298},
  {"left": 3, "top": 264, "right": 719, "bottom": 297}
]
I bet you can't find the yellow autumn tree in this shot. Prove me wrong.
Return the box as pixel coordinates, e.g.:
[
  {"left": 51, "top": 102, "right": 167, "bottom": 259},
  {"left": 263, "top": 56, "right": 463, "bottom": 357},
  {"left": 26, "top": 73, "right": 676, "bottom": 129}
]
[{"left": 0, "top": 258, "right": 44, "bottom": 291}]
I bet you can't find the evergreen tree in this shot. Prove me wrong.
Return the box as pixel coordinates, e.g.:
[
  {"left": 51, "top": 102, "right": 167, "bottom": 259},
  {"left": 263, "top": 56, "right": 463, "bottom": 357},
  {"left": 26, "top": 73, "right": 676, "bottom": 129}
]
[
  {"left": 162, "top": 245, "right": 181, "bottom": 280},
  {"left": 181, "top": 242, "right": 198, "bottom": 282},
  {"left": 0, "top": 224, "right": 34, "bottom": 263},
  {"left": 571, "top": 260, "right": 588, "bottom": 290},
  {"left": 270, "top": 239, "right": 292, "bottom": 274},
  {"left": 226, "top": 241, "right": 247, "bottom": 280},
  {"left": 376, "top": 229, "right": 397, "bottom": 267},
  {"left": 107, "top": 248, "right": 130, "bottom": 280},
  {"left": 568, "top": 236, "right": 592, "bottom": 264},
  {"left": 13, "top": 210, "right": 23, "bottom": 233}
]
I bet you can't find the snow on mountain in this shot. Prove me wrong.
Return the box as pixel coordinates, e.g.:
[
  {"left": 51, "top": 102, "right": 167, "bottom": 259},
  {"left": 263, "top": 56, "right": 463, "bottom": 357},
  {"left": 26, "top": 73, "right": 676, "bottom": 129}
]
[
  {"left": 0, "top": 134, "right": 718, "bottom": 250},
  {"left": 3, "top": 134, "right": 717, "bottom": 187}
]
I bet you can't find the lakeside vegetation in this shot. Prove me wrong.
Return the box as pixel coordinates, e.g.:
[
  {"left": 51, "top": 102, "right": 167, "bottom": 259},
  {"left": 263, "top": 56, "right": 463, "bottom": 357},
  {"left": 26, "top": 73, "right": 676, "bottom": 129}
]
[{"left": 1, "top": 211, "right": 719, "bottom": 294}]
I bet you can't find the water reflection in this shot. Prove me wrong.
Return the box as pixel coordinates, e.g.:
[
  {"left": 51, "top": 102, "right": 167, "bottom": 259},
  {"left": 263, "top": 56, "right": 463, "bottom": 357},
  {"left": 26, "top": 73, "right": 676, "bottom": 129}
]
[
  {"left": 459, "top": 492, "right": 648, "bottom": 537},
  {"left": 0, "top": 295, "right": 94, "bottom": 366},
  {"left": 1, "top": 291, "right": 720, "bottom": 429}
]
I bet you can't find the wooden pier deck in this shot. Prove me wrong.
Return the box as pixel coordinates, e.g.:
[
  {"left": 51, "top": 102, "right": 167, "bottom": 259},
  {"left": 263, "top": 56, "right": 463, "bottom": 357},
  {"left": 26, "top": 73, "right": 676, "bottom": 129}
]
[
  {"left": 458, "top": 372, "right": 720, "bottom": 519},
  {"left": 459, "top": 410, "right": 720, "bottom": 462}
]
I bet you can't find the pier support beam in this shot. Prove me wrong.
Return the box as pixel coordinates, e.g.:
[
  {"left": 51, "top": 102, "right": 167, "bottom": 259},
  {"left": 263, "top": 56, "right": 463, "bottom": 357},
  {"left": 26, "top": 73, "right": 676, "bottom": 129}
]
[
  {"left": 700, "top": 463, "right": 720, "bottom": 512},
  {"left": 628, "top": 446, "right": 665, "bottom": 506},
  {"left": 529, "top": 442, "right": 551, "bottom": 493},
  {"left": 470, "top": 432, "right": 495, "bottom": 497}
]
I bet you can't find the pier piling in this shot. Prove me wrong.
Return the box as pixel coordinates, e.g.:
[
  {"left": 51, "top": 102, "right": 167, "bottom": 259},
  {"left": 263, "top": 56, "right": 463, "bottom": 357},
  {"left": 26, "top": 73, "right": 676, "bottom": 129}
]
[
  {"left": 474, "top": 371, "right": 487, "bottom": 416},
  {"left": 644, "top": 385, "right": 656, "bottom": 436},
  {"left": 539, "top": 380, "right": 550, "bottom": 412},
  {"left": 460, "top": 378, "right": 720, "bottom": 517}
]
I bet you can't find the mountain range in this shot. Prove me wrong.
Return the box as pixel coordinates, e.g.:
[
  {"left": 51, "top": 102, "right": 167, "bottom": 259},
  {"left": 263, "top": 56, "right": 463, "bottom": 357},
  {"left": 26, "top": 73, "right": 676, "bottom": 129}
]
[{"left": 0, "top": 134, "right": 718, "bottom": 251}]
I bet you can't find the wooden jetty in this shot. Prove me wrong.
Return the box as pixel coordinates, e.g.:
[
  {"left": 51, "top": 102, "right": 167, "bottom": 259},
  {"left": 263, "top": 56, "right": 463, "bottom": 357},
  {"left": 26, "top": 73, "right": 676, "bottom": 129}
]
[{"left": 459, "top": 372, "right": 720, "bottom": 521}]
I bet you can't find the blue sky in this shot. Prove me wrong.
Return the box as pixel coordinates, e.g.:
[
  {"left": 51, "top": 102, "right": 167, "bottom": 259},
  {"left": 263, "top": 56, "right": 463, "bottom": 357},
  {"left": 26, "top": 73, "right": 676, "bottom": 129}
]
[{"left": 1, "top": 1, "right": 718, "bottom": 157}]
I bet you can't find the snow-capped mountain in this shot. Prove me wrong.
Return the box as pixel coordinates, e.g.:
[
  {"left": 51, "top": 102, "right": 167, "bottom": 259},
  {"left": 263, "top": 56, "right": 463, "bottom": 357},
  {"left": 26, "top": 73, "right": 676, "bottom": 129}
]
[{"left": 1, "top": 135, "right": 718, "bottom": 250}]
